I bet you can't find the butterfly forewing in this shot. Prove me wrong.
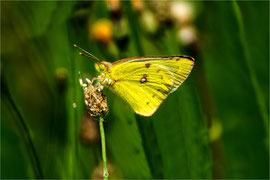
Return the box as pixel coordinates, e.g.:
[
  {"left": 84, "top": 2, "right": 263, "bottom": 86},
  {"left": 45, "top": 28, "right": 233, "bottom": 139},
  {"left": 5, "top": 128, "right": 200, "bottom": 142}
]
[
  {"left": 109, "top": 62, "right": 174, "bottom": 117},
  {"left": 113, "top": 56, "right": 194, "bottom": 92}
]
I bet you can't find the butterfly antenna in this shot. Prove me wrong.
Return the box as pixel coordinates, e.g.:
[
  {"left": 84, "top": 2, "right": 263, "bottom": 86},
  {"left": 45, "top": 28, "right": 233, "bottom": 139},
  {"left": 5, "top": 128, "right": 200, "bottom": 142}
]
[
  {"left": 74, "top": 44, "right": 101, "bottom": 62},
  {"left": 78, "top": 52, "right": 95, "bottom": 59}
]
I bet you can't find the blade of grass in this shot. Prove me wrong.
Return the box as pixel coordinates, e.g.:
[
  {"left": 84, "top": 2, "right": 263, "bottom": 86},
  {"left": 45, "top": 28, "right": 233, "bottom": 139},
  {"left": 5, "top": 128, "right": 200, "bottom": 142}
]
[
  {"left": 1, "top": 78, "right": 43, "bottom": 179},
  {"left": 197, "top": 1, "right": 269, "bottom": 177},
  {"left": 232, "top": 0, "right": 269, "bottom": 144}
]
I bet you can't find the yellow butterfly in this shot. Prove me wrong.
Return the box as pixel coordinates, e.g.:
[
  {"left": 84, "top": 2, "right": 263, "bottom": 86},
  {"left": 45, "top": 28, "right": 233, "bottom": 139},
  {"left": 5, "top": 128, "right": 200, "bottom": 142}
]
[{"left": 75, "top": 45, "right": 194, "bottom": 117}]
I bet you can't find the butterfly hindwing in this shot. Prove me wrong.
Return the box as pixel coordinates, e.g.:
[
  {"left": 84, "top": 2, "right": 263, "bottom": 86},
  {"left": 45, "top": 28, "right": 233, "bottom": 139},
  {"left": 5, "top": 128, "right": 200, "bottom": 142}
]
[{"left": 109, "top": 62, "right": 174, "bottom": 117}]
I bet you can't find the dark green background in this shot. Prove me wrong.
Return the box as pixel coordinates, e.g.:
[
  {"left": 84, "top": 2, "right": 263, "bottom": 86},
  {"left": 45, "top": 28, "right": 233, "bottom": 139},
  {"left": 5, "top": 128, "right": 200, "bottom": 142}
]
[{"left": 1, "top": 1, "right": 269, "bottom": 179}]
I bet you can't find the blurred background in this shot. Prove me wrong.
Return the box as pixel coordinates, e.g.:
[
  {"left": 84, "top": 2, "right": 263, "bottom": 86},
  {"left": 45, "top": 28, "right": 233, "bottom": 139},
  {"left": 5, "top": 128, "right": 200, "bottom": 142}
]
[{"left": 1, "top": 0, "right": 269, "bottom": 179}]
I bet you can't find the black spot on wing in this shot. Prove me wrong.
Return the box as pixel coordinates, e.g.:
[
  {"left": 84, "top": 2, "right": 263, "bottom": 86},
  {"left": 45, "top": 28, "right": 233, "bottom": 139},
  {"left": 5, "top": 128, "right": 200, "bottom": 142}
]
[
  {"left": 119, "top": 79, "right": 172, "bottom": 95},
  {"left": 157, "top": 88, "right": 169, "bottom": 94},
  {"left": 140, "top": 74, "right": 148, "bottom": 83},
  {"left": 140, "top": 77, "right": 147, "bottom": 83},
  {"left": 145, "top": 63, "right": 151, "bottom": 68}
]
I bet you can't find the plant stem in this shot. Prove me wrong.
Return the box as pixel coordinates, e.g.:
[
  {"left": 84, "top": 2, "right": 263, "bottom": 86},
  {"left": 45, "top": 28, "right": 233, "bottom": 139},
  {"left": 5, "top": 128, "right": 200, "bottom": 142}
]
[{"left": 99, "top": 116, "right": 108, "bottom": 180}]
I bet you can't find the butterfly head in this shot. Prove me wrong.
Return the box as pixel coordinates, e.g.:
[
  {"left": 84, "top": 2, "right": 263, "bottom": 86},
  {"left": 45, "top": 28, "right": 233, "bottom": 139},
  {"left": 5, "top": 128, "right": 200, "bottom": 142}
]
[{"left": 95, "top": 61, "right": 112, "bottom": 73}]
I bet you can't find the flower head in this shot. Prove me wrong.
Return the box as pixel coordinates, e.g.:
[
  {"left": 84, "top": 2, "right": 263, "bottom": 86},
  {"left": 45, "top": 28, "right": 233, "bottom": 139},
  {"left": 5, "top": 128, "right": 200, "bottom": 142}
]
[
  {"left": 80, "top": 77, "right": 109, "bottom": 117},
  {"left": 91, "top": 19, "right": 113, "bottom": 44}
]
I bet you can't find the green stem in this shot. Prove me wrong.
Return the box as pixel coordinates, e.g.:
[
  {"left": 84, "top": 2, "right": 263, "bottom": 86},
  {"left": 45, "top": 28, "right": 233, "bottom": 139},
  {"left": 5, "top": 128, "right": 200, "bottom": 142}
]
[{"left": 99, "top": 116, "right": 108, "bottom": 180}]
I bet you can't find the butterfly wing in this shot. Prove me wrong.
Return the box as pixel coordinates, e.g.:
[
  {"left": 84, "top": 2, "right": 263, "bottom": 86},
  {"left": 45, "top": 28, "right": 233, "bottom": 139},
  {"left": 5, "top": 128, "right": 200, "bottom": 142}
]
[
  {"left": 113, "top": 56, "right": 194, "bottom": 92},
  {"left": 109, "top": 62, "right": 174, "bottom": 117}
]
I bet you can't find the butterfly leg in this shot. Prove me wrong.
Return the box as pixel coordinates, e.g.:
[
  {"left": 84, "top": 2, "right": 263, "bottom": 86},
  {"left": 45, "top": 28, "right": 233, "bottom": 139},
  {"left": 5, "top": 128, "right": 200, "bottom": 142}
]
[
  {"left": 79, "top": 78, "right": 88, "bottom": 91},
  {"left": 90, "top": 77, "right": 99, "bottom": 85}
]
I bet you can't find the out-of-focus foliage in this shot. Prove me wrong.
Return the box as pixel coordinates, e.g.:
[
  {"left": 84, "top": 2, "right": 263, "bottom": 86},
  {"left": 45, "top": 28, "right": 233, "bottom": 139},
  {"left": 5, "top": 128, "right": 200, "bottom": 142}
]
[{"left": 1, "top": 1, "right": 269, "bottom": 179}]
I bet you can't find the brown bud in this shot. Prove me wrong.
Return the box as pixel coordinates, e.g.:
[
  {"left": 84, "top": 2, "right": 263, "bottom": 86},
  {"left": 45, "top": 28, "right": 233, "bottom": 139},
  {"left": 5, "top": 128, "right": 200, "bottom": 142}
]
[
  {"left": 80, "top": 114, "right": 99, "bottom": 144},
  {"left": 91, "top": 162, "right": 121, "bottom": 179},
  {"left": 131, "top": 0, "right": 145, "bottom": 13},
  {"left": 107, "top": 0, "right": 121, "bottom": 12}
]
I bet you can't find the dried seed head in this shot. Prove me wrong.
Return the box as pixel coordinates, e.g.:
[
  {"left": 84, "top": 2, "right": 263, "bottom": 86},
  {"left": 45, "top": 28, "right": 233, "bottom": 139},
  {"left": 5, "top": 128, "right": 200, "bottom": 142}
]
[
  {"left": 84, "top": 83, "right": 109, "bottom": 117},
  {"left": 170, "top": 1, "right": 195, "bottom": 25},
  {"left": 140, "top": 10, "right": 158, "bottom": 34},
  {"left": 151, "top": 1, "right": 172, "bottom": 26},
  {"left": 177, "top": 25, "right": 198, "bottom": 46}
]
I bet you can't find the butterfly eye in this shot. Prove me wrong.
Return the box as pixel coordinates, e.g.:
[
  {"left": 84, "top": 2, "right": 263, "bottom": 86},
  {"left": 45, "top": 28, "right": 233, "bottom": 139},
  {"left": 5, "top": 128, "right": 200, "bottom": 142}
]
[{"left": 99, "top": 64, "right": 105, "bottom": 71}]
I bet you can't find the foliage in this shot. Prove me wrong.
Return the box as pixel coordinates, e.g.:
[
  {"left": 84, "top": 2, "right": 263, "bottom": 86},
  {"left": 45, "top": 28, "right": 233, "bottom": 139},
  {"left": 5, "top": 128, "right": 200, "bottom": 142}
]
[{"left": 1, "top": 1, "right": 269, "bottom": 179}]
